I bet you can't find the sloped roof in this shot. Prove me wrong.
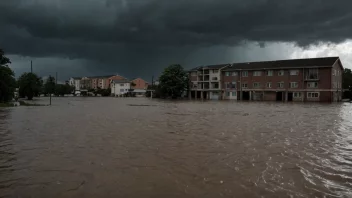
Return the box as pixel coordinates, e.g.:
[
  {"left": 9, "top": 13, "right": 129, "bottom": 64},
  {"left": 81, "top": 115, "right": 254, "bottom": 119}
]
[
  {"left": 189, "top": 64, "right": 230, "bottom": 71},
  {"left": 112, "top": 79, "right": 130, "bottom": 83},
  {"left": 224, "top": 57, "right": 339, "bottom": 71}
]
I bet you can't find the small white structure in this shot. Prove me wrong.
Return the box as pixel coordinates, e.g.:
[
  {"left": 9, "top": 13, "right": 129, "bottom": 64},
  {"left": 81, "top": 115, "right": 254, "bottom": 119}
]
[
  {"left": 69, "top": 77, "right": 81, "bottom": 94},
  {"left": 111, "top": 80, "right": 131, "bottom": 96}
]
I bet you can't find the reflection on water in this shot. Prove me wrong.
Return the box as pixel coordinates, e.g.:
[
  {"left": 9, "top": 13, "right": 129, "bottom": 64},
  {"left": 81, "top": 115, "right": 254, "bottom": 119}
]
[{"left": 0, "top": 97, "right": 352, "bottom": 198}]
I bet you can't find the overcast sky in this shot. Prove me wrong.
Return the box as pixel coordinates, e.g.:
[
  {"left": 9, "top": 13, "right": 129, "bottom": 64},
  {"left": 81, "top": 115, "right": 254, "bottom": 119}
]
[{"left": 1, "top": 0, "right": 352, "bottom": 81}]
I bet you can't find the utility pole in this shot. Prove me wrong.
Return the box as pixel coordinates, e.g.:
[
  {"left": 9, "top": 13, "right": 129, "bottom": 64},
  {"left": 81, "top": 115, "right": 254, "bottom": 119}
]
[
  {"left": 151, "top": 75, "right": 154, "bottom": 99},
  {"left": 55, "top": 72, "right": 58, "bottom": 84},
  {"left": 30, "top": 60, "right": 33, "bottom": 73},
  {"left": 49, "top": 75, "right": 52, "bottom": 106}
]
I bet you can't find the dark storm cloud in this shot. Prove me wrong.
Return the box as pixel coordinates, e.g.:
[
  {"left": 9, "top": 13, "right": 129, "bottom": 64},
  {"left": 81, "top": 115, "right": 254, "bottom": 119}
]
[{"left": 1, "top": 0, "right": 352, "bottom": 79}]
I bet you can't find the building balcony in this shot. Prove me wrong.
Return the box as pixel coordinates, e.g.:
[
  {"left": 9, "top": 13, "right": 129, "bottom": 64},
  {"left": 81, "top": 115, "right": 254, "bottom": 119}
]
[{"left": 304, "top": 75, "right": 319, "bottom": 81}]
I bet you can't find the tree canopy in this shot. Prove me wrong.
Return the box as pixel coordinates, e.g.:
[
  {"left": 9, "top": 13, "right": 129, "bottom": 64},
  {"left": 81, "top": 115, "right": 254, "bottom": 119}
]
[
  {"left": 0, "top": 49, "right": 16, "bottom": 102},
  {"left": 158, "top": 64, "right": 189, "bottom": 98},
  {"left": 343, "top": 68, "right": 352, "bottom": 89},
  {"left": 18, "top": 73, "right": 42, "bottom": 100}
]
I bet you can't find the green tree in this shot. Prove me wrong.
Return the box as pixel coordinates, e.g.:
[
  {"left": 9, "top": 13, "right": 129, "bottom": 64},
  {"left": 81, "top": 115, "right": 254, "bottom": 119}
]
[
  {"left": 18, "top": 73, "right": 42, "bottom": 100},
  {"left": 343, "top": 68, "right": 352, "bottom": 99},
  {"left": 158, "top": 64, "right": 189, "bottom": 98},
  {"left": 55, "top": 84, "right": 75, "bottom": 96},
  {"left": 0, "top": 49, "right": 16, "bottom": 102},
  {"left": 43, "top": 76, "right": 56, "bottom": 96}
]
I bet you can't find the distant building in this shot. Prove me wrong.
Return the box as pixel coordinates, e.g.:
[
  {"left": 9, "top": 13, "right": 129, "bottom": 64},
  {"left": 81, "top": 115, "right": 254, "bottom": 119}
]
[
  {"left": 111, "top": 79, "right": 131, "bottom": 96},
  {"left": 69, "top": 74, "right": 127, "bottom": 95},
  {"left": 189, "top": 57, "right": 343, "bottom": 102},
  {"left": 131, "top": 78, "right": 149, "bottom": 96}
]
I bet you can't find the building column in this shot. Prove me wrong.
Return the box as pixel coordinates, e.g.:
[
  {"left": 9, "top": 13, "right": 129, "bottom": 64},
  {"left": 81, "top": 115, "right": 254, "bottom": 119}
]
[
  {"left": 285, "top": 91, "right": 288, "bottom": 102},
  {"left": 262, "top": 91, "right": 265, "bottom": 101},
  {"left": 189, "top": 91, "right": 192, "bottom": 100},
  {"left": 249, "top": 91, "right": 252, "bottom": 101},
  {"left": 201, "top": 91, "right": 204, "bottom": 100}
]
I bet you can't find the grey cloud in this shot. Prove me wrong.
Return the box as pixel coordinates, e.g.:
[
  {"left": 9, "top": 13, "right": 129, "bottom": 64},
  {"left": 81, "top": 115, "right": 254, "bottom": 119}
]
[{"left": 1, "top": 0, "right": 352, "bottom": 80}]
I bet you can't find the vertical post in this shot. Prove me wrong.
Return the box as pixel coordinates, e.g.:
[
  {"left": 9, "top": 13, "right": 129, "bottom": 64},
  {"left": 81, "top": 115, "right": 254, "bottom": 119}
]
[
  {"left": 49, "top": 75, "right": 52, "bottom": 106},
  {"left": 30, "top": 60, "right": 33, "bottom": 73},
  {"left": 56, "top": 72, "right": 58, "bottom": 85}
]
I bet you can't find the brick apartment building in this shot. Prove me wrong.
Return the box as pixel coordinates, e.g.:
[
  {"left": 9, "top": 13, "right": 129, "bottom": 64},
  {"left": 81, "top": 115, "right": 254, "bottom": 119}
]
[{"left": 189, "top": 57, "right": 343, "bottom": 102}]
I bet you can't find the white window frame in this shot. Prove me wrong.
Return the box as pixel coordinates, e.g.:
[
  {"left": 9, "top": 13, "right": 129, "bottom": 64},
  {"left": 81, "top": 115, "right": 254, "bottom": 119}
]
[
  {"left": 278, "top": 70, "right": 285, "bottom": 76},
  {"left": 253, "top": 82, "right": 260, "bottom": 88},
  {"left": 266, "top": 82, "right": 272, "bottom": 88},
  {"left": 232, "top": 72, "right": 237, "bottom": 76},
  {"left": 307, "top": 92, "right": 319, "bottom": 98},
  {"left": 253, "top": 71, "right": 262, "bottom": 76},
  {"left": 242, "top": 71, "right": 248, "bottom": 77},
  {"left": 307, "top": 82, "right": 318, "bottom": 88},
  {"left": 293, "top": 92, "right": 302, "bottom": 98},
  {"left": 242, "top": 83, "right": 248, "bottom": 88},
  {"left": 278, "top": 82, "right": 284, "bottom": 88},
  {"left": 231, "top": 82, "right": 236, "bottom": 89},
  {"left": 290, "top": 82, "right": 298, "bottom": 88},
  {"left": 266, "top": 70, "right": 273, "bottom": 76},
  {"left": 290, "top": 70, "right": 299, "bottom": 76}
]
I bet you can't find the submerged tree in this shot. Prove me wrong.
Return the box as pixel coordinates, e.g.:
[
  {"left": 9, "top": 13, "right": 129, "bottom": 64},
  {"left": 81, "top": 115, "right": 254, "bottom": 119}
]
[
  {"left": 0, "top": 49, "right": 16, "bottom": 102},
  {"left": 158, "top": 64, "right": 189, "bottom": 98},
  {"left": 18, "top": 73, "right": 42, "bottom": 100},
  {"left": 343, "top": 68, "right": 352, "bottom": 99}
]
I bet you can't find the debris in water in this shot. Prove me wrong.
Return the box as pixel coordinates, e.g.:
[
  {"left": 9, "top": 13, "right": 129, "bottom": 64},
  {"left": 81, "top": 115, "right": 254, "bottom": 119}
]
[{"left": 127, "top": 104, "right": 156, "bottom": 107}]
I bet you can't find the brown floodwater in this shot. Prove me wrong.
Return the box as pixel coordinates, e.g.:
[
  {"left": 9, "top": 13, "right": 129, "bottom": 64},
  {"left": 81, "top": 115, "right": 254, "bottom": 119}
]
[{"left": 1, "top": 97, "right": 352, "bottom": 198}]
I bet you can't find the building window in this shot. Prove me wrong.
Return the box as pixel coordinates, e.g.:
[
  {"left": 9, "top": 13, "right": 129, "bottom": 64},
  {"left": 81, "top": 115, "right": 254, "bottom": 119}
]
[
  {"left": 227, "top": 92, "right": 230, "bottom": 96},
  {"left": 125, "top": 89, "right": 129, "bottom": 91},
  {"left": 266, "top": 82, "right": 272, "bottom": 88},
  {"left": 253, "top": 71, "right": 262, "bottom": 76},
  {"left": 278, "top": 70, "right": 285, "bottom": 76},
  {"left": 293, "top": 92, "right": 302, "bottom": 98},
  {"left": 232, "top": 92, "right": 236, "bottom": 96},
  {"left": 225, "top": 72, "right": 230, "bottom": 76},
  {"left": 120, "top": 84, "right": 124, "bottom": 86},
  {"left": 290, "top": 82, "right": 298, "bottom": 88},
  {"left": 231, "top": 82, "right": 236, "bottom": 89},
  {"left": 266, "top": 70, "right": 273, "bottom": 76},
  {"left": 333, "top": 69, "right": 336, "bottom": 76},
  {"left": 213, "top": 70, "right": 219, "bottom": 73},
  {"left": 290, "top": 70, "right": 299, "bottom": 75},
  {"left": 120, "top": 89, "right": 124, "bottom": 92},
  {"left": 232, "top": 72, "right": 237, "bottom": 76},
  {"left": 307, "top": 92, "right": 319, "bottom": 98},
  {"left": 191, "top": 72, "right": 197, "bottom": 76},
  {"left": 212, "top": 77, "right": 218, "bottom": 81},
  {"left": 242, "top": 71, "right": 248, "bottom": 77},
  {"left": 225, "top": 82, "right": 231, "bottom": 89},
  {"left": 307, "top": 82, "right": 318, "bottom": 88},
  {"left": 242, "top": 83, "right": 248, "bottom": 88},
  {"left": 253, "top": 82, "right": 261, "bottom": 88},
  {"left": 306, "top": 69, "right": 319, "bottom": 80},
  {"left": 278, "top": 82, "right": 284, "bottom": 88},
  {"left": 338, "top": 82, "right": 341, "bottom": 88},
  {"left": 333, "top": 82, "right": 336, "bottom": 88}
]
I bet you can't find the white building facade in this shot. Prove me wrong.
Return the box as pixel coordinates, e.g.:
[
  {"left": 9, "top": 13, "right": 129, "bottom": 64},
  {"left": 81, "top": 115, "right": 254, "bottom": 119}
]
[{"left": 111, "top": 80, "right": 131, "bottom": 96}]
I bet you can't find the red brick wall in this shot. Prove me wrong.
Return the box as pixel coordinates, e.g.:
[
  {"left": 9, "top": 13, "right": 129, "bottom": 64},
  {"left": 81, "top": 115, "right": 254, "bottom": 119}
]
[
  {"left": 132, "top": 78, "right": 149, "bottom": 89},
  {"left": 320, "top": 91, "right": 332, "bottom": 102},
  {"left": 263, "top": 92, "right": 276, "bottom": 101}
]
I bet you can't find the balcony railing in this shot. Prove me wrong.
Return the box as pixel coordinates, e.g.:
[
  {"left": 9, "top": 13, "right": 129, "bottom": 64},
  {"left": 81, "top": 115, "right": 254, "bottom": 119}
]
[{"left": 305, "top": 74, "right": 319, "bottom": 81}]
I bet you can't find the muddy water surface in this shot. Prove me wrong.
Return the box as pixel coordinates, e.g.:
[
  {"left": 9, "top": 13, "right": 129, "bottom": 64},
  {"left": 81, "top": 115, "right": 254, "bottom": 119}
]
[{"left": 1, "top": 97, "right": 352, "bottom": 197}]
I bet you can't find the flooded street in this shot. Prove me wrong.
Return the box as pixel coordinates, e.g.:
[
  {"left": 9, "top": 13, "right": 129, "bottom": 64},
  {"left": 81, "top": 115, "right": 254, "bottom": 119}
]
[{"left": 1, "top": 97, "right": 352, "bottom": 198}]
